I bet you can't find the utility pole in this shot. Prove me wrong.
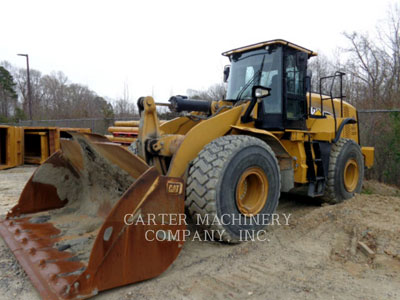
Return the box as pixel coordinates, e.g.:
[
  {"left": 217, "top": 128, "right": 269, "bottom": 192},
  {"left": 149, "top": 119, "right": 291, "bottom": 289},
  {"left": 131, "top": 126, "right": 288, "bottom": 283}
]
[{"left": 17, "top": 53, "right": 32, "bottom": 120}]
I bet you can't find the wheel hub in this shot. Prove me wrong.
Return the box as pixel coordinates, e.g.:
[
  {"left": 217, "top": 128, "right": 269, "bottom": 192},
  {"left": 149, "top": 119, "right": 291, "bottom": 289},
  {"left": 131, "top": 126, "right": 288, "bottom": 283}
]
[
  {"left": 343, "top": 158, "right": 359, "bottom": 192},
  {"left": 235, "top": 167, "right": 268, "bottom": 216}
]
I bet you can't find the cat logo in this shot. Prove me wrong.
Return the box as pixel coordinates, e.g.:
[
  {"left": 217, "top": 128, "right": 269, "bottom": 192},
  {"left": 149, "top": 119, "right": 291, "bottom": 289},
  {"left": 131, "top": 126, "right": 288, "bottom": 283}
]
[
  {"left": 310, "top": 106, "right": 322, "bottom": 115},
  {"left": 167, "top": 181, "right": 183, "bottom": 194},
  {"left": 311, "top": 107, "right": 332, "bottom": 117}
]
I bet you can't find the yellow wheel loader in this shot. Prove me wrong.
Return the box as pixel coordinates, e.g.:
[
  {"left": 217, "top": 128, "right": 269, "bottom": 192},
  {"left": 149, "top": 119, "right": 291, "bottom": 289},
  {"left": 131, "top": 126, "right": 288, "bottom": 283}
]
[{"left": 0, "top": 39, "right": 374, "bottom": 300}]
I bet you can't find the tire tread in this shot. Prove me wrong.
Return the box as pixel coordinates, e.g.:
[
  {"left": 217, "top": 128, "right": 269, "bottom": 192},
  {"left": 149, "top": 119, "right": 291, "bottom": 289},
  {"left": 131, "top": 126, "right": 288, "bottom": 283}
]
[{"left": 322, "top": 138, "right": 363, "bottom": 204}]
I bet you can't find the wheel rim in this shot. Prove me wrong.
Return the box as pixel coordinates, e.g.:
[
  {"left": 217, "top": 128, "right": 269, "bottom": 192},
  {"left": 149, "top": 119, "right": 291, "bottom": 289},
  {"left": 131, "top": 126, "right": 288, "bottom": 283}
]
[
  {"left": 235, "top": 167, "right": 268, "bottom": 216},
  {"left": 343, "top": 158, "right": 359, "bottom": 192}
]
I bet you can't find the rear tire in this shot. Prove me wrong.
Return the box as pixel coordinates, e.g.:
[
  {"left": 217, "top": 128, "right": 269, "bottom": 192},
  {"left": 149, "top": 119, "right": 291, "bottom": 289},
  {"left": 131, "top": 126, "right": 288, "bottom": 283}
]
[
  {"left": 322, "top": 138, "right": 364, "bottom": 204},
  {"left": 186, "top": 135, "right": 281, "bottom": 243}
]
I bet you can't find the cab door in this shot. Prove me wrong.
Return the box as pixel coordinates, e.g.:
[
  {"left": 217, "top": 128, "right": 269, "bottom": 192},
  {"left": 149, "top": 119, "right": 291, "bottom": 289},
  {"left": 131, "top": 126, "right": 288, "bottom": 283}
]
[
  {"left": 283, "top": 49, "right": 308, "bottom": 129},
  {"left": 255, "top": 47, "right": 284, "bottom": 130}
]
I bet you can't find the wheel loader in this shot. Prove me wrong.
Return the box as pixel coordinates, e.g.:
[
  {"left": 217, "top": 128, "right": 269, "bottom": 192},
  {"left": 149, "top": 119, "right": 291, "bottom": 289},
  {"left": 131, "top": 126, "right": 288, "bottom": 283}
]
[{"left": 0, "top": 39, "right": 374, "bottom": 300}]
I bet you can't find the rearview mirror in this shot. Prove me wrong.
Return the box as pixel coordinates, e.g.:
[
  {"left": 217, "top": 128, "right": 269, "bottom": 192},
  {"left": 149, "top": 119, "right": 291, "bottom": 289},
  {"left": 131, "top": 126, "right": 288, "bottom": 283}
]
[
  {"left": 223, "top": 65, "right": 230, "bottom": 82},
  {"left": 252, "top": 86, "right": 271, "bottom": 99}
]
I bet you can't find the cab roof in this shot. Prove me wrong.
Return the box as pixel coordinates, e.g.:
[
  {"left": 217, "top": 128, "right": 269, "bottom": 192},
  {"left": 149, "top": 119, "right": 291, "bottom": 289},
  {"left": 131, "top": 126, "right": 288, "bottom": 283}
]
[{"left": 222, "top": 39, "right": 317, "bottom": 58}]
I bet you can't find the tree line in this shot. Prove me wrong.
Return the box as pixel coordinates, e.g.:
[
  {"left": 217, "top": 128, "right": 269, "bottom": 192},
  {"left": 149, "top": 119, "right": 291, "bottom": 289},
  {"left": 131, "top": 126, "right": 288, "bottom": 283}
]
[{"left": 0, "top": 62, "right": 136, "bottom": 123}]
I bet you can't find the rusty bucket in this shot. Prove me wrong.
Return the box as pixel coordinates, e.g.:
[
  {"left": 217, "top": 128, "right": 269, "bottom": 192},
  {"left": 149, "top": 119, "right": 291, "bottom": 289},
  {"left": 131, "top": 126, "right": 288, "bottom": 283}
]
[{"left": 0, "top": 132, "right": 185, "bottom": 300}]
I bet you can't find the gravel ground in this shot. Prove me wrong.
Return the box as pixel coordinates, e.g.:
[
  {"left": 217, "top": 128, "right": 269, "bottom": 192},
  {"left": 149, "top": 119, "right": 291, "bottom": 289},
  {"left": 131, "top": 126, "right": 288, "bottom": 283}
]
[{"left": 0, "top": 166, "right": 399, "bottom": 300}]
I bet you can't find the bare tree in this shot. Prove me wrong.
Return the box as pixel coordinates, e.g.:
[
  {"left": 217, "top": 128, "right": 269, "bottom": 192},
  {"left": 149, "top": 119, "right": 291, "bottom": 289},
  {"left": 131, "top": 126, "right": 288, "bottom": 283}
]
[
  {"left": 307, "top": 53, "right": 339, "bottom": 95},
  {"left": 187, "top": 83, "right": 226, "bottom": 101},
  {"left": 113, "top": 82, "right": 137, "bottom": 118},
  {"left": 376, "top": 3, "right": 400, "bottom": 103},
  {"left": 342, "top": 4, "right": 400, "bottom": 109}
]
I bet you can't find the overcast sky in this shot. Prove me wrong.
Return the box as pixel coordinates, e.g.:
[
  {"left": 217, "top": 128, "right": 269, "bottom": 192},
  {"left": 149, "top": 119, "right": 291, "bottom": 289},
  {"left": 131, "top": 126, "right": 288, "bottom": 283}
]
[{"left": 0, "top": 0, "right": 396, "bottom": 103}]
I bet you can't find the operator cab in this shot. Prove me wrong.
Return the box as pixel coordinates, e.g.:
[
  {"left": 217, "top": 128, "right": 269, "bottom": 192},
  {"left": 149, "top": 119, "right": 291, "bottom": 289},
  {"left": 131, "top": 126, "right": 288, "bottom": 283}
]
[{"left": 223, "top": 39, "right": 316, "bottom": 130}]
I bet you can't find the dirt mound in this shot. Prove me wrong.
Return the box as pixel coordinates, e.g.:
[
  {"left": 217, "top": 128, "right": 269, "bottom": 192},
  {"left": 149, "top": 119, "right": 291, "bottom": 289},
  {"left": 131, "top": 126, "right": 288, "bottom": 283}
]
[
  {"left": 290, "top": 193, "right": 400, "bottom": 270},
  {"left": 362, "top": 180, "right": 400, "bottom": 197}
]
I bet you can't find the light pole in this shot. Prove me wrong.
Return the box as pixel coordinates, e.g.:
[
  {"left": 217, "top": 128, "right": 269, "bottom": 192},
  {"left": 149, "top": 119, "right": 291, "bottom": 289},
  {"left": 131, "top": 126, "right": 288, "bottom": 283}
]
[{"left": 17, "top": 53, "right": 32, "bottom": 120}]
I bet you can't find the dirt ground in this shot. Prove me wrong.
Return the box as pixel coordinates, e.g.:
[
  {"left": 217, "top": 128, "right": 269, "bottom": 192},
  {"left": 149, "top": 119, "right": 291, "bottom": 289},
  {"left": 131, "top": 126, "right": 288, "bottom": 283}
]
[{"left": 0, "top": 166, "right": 399, "bottom": 300}]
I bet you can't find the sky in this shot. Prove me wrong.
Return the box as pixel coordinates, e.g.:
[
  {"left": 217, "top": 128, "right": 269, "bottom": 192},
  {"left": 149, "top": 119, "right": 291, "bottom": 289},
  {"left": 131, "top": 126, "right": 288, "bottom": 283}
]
[{"left": 0, "top": 0, "right": 397, "bottom": 104}]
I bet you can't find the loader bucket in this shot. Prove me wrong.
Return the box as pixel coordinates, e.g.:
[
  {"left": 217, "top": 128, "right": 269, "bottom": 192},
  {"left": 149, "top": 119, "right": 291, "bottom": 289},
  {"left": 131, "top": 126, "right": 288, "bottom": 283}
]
[{"left": 0, "top": 132, "right": 186, "bottom": 300}]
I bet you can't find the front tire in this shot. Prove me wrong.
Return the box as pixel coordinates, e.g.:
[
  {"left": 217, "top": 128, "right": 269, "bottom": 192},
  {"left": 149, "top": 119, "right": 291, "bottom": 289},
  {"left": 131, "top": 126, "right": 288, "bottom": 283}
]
[{"left": 186, "top": 135, "right": 281, "bottom": 243}]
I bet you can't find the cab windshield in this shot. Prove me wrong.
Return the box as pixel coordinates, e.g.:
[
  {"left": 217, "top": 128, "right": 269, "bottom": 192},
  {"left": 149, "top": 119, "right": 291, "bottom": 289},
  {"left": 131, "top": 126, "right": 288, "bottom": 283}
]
[{"left": 226, "top": 47, "right": 282, "bottom": 113}]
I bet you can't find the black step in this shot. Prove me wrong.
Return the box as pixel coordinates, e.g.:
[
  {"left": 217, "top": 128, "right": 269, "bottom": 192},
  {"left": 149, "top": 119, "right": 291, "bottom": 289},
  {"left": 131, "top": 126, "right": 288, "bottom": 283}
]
[{"left": 307, "top": 180, "right": 326, "bottom": 197}]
